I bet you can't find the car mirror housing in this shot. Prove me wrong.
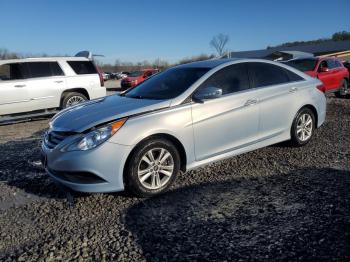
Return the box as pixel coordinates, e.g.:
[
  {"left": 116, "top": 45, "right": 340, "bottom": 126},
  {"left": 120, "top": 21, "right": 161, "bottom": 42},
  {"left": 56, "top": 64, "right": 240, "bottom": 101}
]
[{"left": 193, "top": 86, "right": 223, "bottom": 102}]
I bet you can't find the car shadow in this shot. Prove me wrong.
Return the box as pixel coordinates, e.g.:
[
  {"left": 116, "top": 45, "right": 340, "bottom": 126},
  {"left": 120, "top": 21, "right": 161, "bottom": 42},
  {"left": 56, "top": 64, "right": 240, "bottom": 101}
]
[
  {"left": 0, "top": 128, "right": 71, "bottom": 199},
  {"left": 0, "top": 127, "right": 129, "bottom": 202},
  {"left": 125, "top": 168, "right": 350, "bottom": 261}
]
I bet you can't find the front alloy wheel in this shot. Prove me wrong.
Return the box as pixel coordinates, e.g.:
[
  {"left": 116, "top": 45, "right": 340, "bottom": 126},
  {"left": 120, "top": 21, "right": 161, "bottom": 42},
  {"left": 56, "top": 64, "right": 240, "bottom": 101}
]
[
  {"left": 138, "top": 148, "right": 174, "bottom": 190},
  {"left": 125, "top": 138, "right": 180, "bottom": 197}
]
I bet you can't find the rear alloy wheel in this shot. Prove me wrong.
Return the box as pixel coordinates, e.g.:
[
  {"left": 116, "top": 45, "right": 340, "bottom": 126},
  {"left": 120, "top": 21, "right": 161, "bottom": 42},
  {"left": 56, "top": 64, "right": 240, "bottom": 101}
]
[
  {"left": 291, "top": 108, "right": 315, "bottom": 146},
  {"left": 62, "top": 92, "right": 87, "bottom": 108},
  {"left": 335, "top": 79, "right": 349, "bottom": 98},
  {"left": 125, "top": 138, "right": 180, "bottom": 197}
]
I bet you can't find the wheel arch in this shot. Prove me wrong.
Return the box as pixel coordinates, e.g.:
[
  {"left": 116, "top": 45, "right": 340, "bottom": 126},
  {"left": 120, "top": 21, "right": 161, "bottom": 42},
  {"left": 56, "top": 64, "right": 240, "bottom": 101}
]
[
  {"left": 60, "top": 88, "right": 90, "bottom": 107},
  {"left": 295, "top": 104, "right": 319, "bottom": 128},
  {"left": 123, "top": 133, "right": 188, "bottom": 180}
]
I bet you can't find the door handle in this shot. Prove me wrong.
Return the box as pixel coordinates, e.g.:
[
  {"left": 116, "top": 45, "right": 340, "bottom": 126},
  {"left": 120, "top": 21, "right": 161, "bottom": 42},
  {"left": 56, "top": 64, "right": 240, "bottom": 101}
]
[
  {"left": 289, "top": 87, "right": 298, "bottom": 93},
  {"left": 14, "top": 84, "right": 26, "bottom": 88},
  {"left": 244, "top": 99, "right": 258, "bottom": 106},
  {"left": 54, "top": 80, "right": 63, "bottom": 83}
]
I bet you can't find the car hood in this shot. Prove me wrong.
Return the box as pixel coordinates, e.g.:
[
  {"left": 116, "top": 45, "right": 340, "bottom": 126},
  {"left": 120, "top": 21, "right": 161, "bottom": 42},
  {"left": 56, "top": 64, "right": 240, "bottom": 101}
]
[{"left": 50, "top": 95, "right": 170, "bottom": 133}]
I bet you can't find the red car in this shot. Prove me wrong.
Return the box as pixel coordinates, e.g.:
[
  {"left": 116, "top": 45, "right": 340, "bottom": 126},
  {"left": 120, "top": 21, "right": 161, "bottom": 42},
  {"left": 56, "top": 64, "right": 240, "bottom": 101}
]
[
  {"left": 120, "top": 69, "right": 158, "bottom": 90},
  {"left": 286, "top": 57, "right": 349, "bottom": 97}
]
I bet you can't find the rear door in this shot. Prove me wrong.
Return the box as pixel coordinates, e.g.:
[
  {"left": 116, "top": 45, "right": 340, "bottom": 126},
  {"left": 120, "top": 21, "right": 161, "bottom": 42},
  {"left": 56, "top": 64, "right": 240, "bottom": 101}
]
[
  {"left": 191, "top": 63, "right": 260, "bottom": 161},
  {"left": 0, "top": 63, "right": 30, "bottom": 115},
  {"left": 247, "top": 62, "right": 305, "bottom": 140},
  {"left": 25, "top": 61, "right": 66, "bottom": 110}
]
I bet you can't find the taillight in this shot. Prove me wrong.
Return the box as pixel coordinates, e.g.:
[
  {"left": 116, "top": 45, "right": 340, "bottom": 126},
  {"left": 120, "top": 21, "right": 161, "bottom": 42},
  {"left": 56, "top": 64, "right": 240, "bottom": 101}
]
[
  {"left": 94, "top": 64, "right": 104, "bottom": 87},
  {"left": 99, "top": 72, "right": 104, "bottom": 87},
  {"left": 316, "top": 84, "right": 325, "bottom": 92}
]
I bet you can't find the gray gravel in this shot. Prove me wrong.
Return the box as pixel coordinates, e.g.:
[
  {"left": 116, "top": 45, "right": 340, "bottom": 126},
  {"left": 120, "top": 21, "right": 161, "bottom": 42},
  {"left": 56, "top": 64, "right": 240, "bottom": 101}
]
[{"left": 0, "top": 96, "right": 349, "bottom": 261}]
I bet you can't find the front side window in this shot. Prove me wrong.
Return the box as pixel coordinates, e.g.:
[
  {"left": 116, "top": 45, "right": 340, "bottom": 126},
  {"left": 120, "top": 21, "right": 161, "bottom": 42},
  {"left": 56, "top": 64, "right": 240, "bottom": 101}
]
[
  {"left": 249, "top": 62, "right": 292, "bottom": 88},
  {"left": 327, "top": 59, "right": 338, "bottom": 69},
  {"left": 125, "top": 67, "right": 210, "bottom": 100},
  {"left": 318, "top": 60, "right": 331, "bottom": 72},
  {"left": 196, "top": 64, "right": 250, "bottom": 96},
  {"left": 0, "top": 63, "right": 26, "bottom": 81}
]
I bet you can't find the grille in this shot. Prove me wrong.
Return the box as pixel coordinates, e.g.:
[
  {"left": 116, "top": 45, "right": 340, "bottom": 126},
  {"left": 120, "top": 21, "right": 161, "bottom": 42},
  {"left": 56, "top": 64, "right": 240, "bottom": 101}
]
[
  {"left": 49, "top": 169, "right": 106, "bottom": 184},
  {"left": 44, "top": 131, "right": 75, "bottom": 149}
]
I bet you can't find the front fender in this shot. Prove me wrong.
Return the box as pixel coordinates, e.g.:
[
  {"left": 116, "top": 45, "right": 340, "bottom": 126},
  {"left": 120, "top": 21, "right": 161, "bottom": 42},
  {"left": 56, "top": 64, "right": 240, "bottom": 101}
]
[{"left": 109, "top": 104, "right": 196, "bottom": 165}]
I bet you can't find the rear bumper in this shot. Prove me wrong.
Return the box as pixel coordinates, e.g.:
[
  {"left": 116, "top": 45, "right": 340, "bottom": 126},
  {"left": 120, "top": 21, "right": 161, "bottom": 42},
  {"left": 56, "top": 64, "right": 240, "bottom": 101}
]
[
  {"left": 41, "top": 140, "right": 132, "bottom": 193},
  {"left": 316, "top": 91, "right": 327, "bottom": 128},
  {"left": 318, "top": 109, "right": 326, "bottom": 128}
]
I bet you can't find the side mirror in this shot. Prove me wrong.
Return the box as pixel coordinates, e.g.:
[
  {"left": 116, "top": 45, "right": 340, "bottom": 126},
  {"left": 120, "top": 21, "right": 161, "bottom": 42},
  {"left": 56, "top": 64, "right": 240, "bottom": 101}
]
[
  {"left": 193, "top": 86, "right": 223, "bottom": 103},
  {"left": 319, "top": 67, "right": 329, "bottom": 73}
]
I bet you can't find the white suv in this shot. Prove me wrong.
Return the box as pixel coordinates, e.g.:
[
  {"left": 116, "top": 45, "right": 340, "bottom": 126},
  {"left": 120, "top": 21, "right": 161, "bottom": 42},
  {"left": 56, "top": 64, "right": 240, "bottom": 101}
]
[{"left": 0, "top": 57, "right": 106, "bottom": 122}]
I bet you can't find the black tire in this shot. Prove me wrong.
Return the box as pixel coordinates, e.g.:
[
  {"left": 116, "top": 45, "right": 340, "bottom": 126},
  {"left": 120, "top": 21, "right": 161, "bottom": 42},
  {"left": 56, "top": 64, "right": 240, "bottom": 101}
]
[
  {"left": 290, "top": 107, "right": 316, "bottom": 147},
  {"left": 125, "top": 138, "right": 180, "bottom": 197},
  {"left": 62, "top": 92, "right": 88, "bottom": 109},
  {"left": 335, "top": 79, "right": 349, "bottom": 98}
]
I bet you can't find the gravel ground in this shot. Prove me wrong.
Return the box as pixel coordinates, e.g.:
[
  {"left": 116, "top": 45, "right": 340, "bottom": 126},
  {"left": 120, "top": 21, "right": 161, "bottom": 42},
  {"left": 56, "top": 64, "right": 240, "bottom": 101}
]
[{"left": 0, "top": 96, "right": 349, "bottom": 261}]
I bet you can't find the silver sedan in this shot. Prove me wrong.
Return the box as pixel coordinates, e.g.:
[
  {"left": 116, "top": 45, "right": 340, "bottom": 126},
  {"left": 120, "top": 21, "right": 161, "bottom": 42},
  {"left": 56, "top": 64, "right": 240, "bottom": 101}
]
[{"left": 41, "top": 59, "right": 326, "bottom": 197}]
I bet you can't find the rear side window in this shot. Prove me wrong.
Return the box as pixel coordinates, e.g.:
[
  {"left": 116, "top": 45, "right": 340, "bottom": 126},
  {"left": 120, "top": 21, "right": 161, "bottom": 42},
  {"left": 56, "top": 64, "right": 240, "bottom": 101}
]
[
  {"left": 0, "top": 63, "right": 26, "bottom": 81},
  {"left": 284, "top": 69, "right": 304, "bottom": 82},
  {"left": 67, "top": 61, "right": 97, "bottom": 74},
  {"left": 199, "top": 63, "right": 250, "bottom": 95},
  {"left": 51, "top": 62, "right": 64, "bottom": 76},
  {"left": 26, "top": 62, "right": 64, "bottom": 78},
  {"left": 248, "top": 62, "right": 302, "bottom": 88}
]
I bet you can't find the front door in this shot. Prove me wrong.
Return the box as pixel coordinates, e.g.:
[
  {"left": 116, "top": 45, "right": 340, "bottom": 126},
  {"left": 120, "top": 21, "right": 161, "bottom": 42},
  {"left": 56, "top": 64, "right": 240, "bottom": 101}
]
[
  {"left": 191, "top": 63, "right": 260, "bottom": 161},
  {"left": 0, "top": 63, "right": 30, "bottom": 115},
  {"left": 317, "top": 60, "right": 334, "bottom": 91}
]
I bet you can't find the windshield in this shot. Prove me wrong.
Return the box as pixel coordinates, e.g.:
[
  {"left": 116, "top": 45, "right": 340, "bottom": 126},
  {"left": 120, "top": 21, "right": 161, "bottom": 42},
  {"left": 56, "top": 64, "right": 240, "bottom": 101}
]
[
  {"left": 128, "top": 71, "right": 143, "bottom": 77},
  {"left": 285, "top": 58, "right": 317, "bottom": 72},
  {"left": 124, "top": 67, "right": 210, "bottom": 100}
]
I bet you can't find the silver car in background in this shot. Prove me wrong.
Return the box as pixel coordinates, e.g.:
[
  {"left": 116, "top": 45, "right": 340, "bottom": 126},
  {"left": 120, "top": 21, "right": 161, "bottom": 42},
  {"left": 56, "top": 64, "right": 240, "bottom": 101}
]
[{"left": 41, "top": 59, "right": 326, "bottom": 197}]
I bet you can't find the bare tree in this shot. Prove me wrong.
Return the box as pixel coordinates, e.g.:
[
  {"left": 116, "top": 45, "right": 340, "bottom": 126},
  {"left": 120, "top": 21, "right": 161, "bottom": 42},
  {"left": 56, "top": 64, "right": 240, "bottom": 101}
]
[{"left": 210, "top": 34, "right": 230, "bottom": 57}]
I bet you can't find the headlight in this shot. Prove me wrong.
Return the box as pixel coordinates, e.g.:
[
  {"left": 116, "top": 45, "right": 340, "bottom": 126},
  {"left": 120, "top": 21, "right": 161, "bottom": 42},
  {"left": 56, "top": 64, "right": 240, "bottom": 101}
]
[{"left": 64, "top": 118, "right": 127, "bottom": 151}]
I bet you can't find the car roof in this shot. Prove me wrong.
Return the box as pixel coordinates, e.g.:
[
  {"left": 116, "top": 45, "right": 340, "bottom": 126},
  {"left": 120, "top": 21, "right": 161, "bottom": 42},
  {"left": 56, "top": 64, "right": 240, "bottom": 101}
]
[
  {"left": 287, "top": 57, "right": 319, "bottom": 62},
  {"left": 177, "top": 59, "right": 240, "bottom": 69},
  {"left": 0, "top": 56, "right": 90, "bottom": 64}
]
